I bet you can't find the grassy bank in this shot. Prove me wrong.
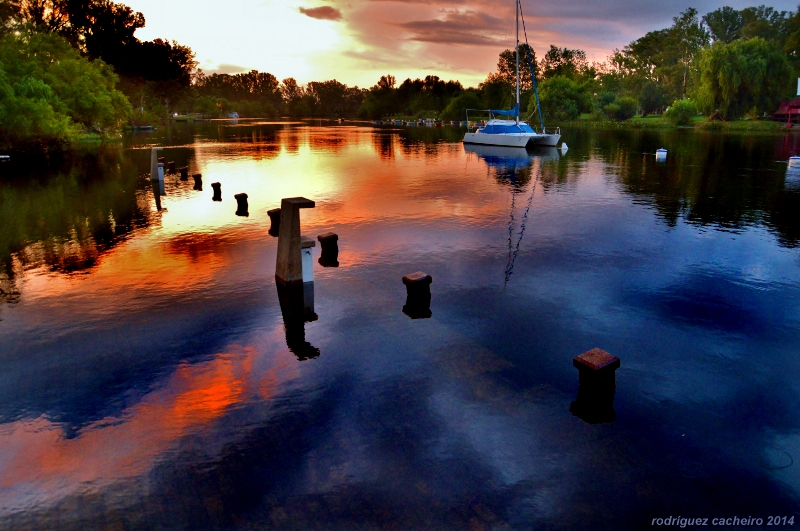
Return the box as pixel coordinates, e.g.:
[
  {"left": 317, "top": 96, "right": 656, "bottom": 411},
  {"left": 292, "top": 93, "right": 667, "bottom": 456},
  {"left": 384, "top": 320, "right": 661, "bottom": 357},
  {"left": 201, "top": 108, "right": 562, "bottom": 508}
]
[{"left": 562, "top": 114, "right": 787, "bottom": 132}]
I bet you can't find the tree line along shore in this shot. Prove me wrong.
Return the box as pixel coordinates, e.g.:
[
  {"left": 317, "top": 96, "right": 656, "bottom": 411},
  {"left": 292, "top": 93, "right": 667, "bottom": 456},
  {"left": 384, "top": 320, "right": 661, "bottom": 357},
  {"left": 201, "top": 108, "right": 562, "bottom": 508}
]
[{"left": 2, "top": 1, "right": 800, "bottom": 150}]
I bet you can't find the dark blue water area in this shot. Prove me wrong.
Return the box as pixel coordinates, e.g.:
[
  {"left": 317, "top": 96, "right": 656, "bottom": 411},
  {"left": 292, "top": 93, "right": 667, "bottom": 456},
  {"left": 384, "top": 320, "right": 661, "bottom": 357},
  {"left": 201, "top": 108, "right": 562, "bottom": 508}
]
[{"left": 1, "top": 123, "right": 799, "bottom": 530}]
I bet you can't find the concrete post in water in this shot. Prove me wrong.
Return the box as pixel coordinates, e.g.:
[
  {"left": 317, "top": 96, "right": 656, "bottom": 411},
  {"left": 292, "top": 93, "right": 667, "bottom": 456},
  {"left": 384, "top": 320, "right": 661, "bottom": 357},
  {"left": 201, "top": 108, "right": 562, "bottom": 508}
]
[
  {"left": 167, "top": 161, "right": 176, "bottom": 174},
  {"left": 267, "top": 208, "right": 281, "bottom": 237},
  {"left": 275, "top": 197, "right": 315, "bottom": 284},
  {"left": 192, "top": 173, "right": 202, "bottom": 191},
  {"left": 402, "top": 271, "right": 432, "bottom": 319},
  {"left": 234, "top": 193, "right": 249, "bottom": 216},
  {"left": 317, "top": 232, "right": 339, "bottom": 267},
  {"left": 211, "top": 182, "right": 222, "bottom": 201},
  {"left": 301, "top": 236, "right": 315, "bottom": 282},
  {"left": 150, "top": 147, "right": 163, "bottom": 181},
  {"left": 570, "top": 348, "right": 620, "bottom": 424},
  {"left": 179, "top": 167, "right": 189, "bottom": 181}
]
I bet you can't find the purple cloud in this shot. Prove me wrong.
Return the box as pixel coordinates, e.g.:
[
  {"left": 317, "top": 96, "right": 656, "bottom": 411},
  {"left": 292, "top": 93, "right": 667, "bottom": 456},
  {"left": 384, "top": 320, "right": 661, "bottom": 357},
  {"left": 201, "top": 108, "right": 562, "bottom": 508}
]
[
  {"left": 299, "top": 6, "right": 343, "bottom": 20},
  {"left": 399, "top": 10, "right": 508, "bottom": 46}
]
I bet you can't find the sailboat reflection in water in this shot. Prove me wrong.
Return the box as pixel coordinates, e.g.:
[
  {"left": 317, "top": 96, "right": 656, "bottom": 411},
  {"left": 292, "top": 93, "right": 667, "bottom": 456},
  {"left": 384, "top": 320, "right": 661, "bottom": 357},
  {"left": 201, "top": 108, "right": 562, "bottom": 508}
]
[{"left": 464, "top": 144, "right": 562, "bottom": 284}]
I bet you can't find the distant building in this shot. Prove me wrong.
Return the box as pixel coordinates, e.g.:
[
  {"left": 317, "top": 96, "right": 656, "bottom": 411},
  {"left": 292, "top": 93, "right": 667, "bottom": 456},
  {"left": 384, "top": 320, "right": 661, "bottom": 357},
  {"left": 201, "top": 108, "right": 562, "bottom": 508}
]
[{"left": 774, "top": 97, "right": 800, "bottom": 123}]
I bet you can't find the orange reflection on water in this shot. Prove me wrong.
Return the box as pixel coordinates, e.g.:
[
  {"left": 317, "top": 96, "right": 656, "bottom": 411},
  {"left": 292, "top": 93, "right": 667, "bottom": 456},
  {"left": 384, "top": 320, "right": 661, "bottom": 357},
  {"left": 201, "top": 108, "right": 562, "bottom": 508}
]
[
  {"left": 16, "top": 230, "right": 234, "bottom": 318},
  {"left": 0, "top": 334, "right": 299, "bottom": 512}
]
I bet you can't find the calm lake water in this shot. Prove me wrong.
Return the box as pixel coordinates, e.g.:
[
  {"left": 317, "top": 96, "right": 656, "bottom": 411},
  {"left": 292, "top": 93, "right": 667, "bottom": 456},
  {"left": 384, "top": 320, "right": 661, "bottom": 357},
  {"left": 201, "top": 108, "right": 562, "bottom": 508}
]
[{"left": 1, "top": 121, "right": 800, "bottom": 530}]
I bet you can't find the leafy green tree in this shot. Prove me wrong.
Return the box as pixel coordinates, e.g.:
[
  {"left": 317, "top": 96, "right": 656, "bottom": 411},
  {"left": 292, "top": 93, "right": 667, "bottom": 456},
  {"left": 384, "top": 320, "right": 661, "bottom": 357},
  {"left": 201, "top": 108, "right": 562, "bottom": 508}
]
[
  {"left": 664, "top": 98, "right": 698, "bottom": 125},
  {"left": 479, "top": 72, "right": 513, "bottom": 110},
  {"left": 293, "top": 98, "right": 313, "bottom": 117},
  {"left": 235, "top": 100, "right": 276, "bottom": 118},
  {"left": 704, "top": 7, "right": 743, "bottom": 44},
  {"left": 440, "top": 90, "right": 482, "bottom": 121},
  {"left": 529, "top": 76, "right": 590, "bottom": 121},
  {"left": 305, "top": 79, "right": 363, "bottom": 116},
  {"left": 280, "top": 77, "right": 305, "bottom": 115},
  {"left": 667, "top": 8, "right": 709, "bottom": 98},
  {"left": 119, "top": 39, "right": 195, "bottom": 87},
  {"left": 782, "top": 6, "right": 800, "bottom": 71},
  {"left": 357, "top": 74, "right": 399, "bottom": 119},
  {"left": 613, "top": 8, "right": 708, "bottom": 102},
  {"left": 604, "top": 96, "right": 638, "bottom": 120},
  {"left": 596, "top": 90, "right": 618, "bottom": 109},
  {"left": 389, "top": 75, "right": 461, "bottom": 115},
  {"left": 740, "top": 6, "right": 790, "bottom": 43},
  {"left": 639, "top": 81, "right": 668, "bottom": 115},
  {"left": 539, "top": 45, "right": 588, "bottom": 80},
  {"left": 0, "top": 68, "right": 78, "bottom": 145},
  {"left": 193, "top": 95, "right": 217, "bottom": 117},
  {"left": 13, "top": 0, "right": 195, "bottom": 88},
  {"left": 694, "top": 37, "right": 791, "bottom": 119},
  {"left": 705, "top": 5, "right": 791, "bottom": 46},
  {"left": 0, "top": 29, "right": 130, "bottom": 147},
  {"left": 196, "top": 70, "right": 282, "bottom": 107},
  {"left": 77, "top": 1, "right": 145, "bottom": 59},
  {"left": 496, "top": 44, "right": 537, "bottom": 91}
]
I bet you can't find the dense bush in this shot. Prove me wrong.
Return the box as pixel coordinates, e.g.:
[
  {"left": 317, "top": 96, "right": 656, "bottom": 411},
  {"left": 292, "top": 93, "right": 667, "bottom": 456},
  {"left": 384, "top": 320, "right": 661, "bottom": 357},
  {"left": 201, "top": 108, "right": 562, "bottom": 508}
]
[
  {"left": 604, "top": 96, "right": 638, "bottom": 121},
  {"left": 665, "top": 99, "right": 699, "bottom": 125}
]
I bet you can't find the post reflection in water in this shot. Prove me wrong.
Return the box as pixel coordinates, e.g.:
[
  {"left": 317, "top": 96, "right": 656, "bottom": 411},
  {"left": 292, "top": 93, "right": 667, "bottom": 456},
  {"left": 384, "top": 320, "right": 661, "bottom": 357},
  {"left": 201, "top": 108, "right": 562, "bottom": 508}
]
[
  {"left": 1, "top": 123, "right": 800, "bottom": 529},
  {"left": 151, "top": 178, "right": 164, "bottom": 211},
  {"left": 276, "top": 281, "right": 319, "bottom": 361}
]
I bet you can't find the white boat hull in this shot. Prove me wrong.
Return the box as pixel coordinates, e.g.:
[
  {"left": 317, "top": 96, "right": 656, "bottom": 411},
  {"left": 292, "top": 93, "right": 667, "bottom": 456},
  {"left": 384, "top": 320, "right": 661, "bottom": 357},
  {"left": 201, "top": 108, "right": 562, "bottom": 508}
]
[
  {"left": 531, "top": 133, "right": 561, "bottom": 147},
  {"left": 464, "top": 131, "right": 561, "bottom": 148},
  {"left": 463, "top": 132, "right": 536, "bottom": 147}
]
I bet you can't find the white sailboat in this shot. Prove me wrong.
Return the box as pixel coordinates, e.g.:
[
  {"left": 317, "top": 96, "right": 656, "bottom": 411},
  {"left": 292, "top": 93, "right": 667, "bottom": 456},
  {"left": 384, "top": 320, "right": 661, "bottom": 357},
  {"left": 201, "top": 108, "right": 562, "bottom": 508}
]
[{"left": 463, "top": 0, "right": 560, "bottom": 148}]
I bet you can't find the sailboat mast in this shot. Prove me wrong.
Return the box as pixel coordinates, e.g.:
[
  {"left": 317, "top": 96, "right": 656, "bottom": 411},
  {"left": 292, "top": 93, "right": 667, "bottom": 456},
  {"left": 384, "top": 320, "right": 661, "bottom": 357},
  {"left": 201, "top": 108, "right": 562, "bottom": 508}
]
[{"left": 515, "top": 0, "right": 520, "bottom": 124}]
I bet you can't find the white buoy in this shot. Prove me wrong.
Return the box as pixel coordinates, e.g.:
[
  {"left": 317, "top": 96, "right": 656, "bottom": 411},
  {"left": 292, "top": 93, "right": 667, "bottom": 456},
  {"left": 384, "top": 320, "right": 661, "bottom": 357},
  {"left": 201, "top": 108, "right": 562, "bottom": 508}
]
[
  {"left": 561, "top": 143, "right": 569, "bottom": 155},
  {"left": 656, "top": 148, "right": 667, "bottom": 162}
]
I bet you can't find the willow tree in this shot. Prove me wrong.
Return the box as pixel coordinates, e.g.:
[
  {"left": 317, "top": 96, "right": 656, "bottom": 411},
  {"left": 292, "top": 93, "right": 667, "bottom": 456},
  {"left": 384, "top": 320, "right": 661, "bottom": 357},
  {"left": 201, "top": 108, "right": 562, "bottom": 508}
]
[{"left": 694, "top": 37, "right": 791, "bottom": 119}]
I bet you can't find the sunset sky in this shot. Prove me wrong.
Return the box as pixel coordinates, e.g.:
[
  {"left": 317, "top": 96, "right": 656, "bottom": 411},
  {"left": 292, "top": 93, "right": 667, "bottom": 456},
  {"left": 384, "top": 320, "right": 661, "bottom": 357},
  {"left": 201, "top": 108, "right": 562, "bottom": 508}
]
[{"left": 126, "top": 0, "right": 798, "bottom": 88}]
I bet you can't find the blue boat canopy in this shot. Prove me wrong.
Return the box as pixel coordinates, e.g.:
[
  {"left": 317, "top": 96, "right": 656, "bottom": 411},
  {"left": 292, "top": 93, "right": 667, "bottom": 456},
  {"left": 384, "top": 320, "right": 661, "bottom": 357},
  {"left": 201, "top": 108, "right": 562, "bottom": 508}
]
[
  {"left": 490, "top": 103, "right": 519, "bottom": 117},
  {"left": 481, "top": 122, "right": 536, "bottom": 134}
]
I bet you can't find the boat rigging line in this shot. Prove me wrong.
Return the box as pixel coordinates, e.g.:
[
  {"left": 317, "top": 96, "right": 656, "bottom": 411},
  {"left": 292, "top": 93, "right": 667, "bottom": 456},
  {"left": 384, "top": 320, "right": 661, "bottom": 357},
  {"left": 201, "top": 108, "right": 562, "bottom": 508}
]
[
  {"left": 519, "top": 0, "right": 545, "bottom": 133},
  {"left": 504, "top": 156, "right": 543, "bottom": 285}
]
